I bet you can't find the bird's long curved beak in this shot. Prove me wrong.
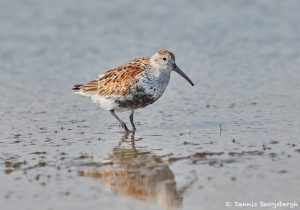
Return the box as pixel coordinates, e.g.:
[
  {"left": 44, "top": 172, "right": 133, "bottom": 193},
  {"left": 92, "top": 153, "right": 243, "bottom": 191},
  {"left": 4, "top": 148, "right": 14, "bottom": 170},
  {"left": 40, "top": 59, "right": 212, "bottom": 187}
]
[{"left": 173, "top": 64, "right": 194, "bottom": 86}]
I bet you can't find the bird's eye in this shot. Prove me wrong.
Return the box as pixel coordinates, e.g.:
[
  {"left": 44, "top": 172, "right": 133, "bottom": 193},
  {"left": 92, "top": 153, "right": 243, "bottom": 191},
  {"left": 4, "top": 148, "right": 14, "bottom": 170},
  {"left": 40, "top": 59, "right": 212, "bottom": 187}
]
[{"left": 162, "top": 57, "right": 167, "bottom": 61}]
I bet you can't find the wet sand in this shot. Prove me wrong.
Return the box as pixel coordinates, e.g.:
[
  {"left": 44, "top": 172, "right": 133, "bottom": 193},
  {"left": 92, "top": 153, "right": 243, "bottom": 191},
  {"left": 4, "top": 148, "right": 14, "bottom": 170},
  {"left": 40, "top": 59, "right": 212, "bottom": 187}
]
[{"left": 1, "top": 0, "right": 300, "bottom": 210}]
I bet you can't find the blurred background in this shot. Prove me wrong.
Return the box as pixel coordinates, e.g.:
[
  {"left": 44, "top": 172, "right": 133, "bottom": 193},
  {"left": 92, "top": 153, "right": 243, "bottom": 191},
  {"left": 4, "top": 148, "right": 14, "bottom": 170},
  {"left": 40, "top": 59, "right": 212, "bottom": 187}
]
[{"left": 0, "top": 0, "right": 300, "bottom": 210}]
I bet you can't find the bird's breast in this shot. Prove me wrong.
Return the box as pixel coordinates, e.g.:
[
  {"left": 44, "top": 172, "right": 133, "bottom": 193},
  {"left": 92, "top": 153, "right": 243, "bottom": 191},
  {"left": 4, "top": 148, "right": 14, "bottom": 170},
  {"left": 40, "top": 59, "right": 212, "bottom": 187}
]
[
  {"left": 113, "top": 71, "right": 170, "bottom": 110},
  {"left": 134, "top": 71, "right": 170, "bottom": 100}
]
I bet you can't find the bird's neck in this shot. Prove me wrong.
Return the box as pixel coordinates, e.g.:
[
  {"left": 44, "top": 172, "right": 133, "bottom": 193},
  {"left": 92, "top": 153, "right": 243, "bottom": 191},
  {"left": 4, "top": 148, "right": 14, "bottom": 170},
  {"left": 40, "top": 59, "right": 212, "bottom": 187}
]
[
  {"left": 151, "top": 66, "right": 171, "bottom": 77},
  {"left": 146, "top": 68, "right": 170, "bottom": 81}
]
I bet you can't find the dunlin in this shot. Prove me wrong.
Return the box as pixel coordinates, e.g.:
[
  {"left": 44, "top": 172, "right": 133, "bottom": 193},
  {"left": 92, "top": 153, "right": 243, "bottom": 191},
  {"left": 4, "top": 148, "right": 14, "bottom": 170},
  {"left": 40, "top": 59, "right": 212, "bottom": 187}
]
[{"left": 73, "top": 49, "right": 194, "bottom": 134}]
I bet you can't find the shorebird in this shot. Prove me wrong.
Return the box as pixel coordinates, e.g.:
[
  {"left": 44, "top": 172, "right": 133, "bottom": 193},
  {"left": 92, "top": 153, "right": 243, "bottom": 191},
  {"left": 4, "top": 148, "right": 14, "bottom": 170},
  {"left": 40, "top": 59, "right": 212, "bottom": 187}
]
[{"left": 73, "top": 49, "right": 194, "bottom": 134}]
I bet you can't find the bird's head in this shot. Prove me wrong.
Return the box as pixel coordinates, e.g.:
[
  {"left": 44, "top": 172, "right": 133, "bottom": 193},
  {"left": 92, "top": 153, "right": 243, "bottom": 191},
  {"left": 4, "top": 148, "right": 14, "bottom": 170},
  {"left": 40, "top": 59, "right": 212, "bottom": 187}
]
[{"left": 150, "top": 49, "right": 194, "bottom": 86}]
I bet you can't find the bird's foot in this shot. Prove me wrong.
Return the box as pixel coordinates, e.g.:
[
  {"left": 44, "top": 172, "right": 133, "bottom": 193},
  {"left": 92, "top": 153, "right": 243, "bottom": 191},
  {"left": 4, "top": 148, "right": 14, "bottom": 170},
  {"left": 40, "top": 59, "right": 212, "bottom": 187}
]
[
  {"left": 122, "top": 128, "right": 136, "bottom": 140},
  {"left": 118, "top": 123, "right": 136, "bottom": 140},
  {"left": 128, "top": 130, "right": 135, "bottom": 135},
  {"left": 118, "top": 123, "right": 130, "bottom": 133},
  {"left": 122, "top": 130, "right": 135, "bottom": 140}
]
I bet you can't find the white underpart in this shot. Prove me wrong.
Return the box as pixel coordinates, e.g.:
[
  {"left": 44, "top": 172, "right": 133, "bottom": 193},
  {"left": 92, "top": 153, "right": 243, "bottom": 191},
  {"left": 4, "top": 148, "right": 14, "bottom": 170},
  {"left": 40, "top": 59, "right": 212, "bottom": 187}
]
[
  {"left": 75, "top": 90, "right": 127, "bottom": 111},
  {"left": 91, "top": 95, "right": 133, "bottom": 112}
]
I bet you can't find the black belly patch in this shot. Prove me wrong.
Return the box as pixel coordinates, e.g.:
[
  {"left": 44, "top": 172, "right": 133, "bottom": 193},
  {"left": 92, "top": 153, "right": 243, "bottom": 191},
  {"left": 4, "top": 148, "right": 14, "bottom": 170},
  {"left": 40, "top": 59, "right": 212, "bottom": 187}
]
[{"left": 116, "top": 94, "right": 155, "bottom": 109}]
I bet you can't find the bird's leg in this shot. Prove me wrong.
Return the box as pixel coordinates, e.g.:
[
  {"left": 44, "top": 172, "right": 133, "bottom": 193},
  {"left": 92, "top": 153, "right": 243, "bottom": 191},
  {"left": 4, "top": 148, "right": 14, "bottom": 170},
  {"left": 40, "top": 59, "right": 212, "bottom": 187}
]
[
  {"left": 110, "top": 110, "right": 129, "bottom": 134},
  {"left": 129, "top": 110, "right": 136, "bottom": 132}
]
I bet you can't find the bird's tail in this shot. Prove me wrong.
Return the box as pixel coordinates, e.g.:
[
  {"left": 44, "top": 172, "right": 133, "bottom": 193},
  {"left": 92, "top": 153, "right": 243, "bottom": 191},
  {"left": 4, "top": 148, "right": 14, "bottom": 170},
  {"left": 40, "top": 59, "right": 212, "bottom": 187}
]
[{"left": 72, "top": 80, "right": 98, "bottom": 96}]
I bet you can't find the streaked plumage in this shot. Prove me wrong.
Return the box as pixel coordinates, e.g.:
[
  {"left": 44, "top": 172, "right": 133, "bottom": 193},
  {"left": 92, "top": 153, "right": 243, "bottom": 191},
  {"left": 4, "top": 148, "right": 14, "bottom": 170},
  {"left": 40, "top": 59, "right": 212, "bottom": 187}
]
[{"left": 73, "top": 49, "right": 194, "bottom": 134}]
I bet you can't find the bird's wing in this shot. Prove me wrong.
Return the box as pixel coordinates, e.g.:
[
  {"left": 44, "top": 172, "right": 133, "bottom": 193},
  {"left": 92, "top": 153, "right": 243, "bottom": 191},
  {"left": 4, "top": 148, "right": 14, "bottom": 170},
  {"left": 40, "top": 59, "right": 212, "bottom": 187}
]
[
  {"left": 73, "top": 57, "right": 150, "bottom": 96},
  {"left": 96, "top": 57, "right": 150, "bottom": 96}
]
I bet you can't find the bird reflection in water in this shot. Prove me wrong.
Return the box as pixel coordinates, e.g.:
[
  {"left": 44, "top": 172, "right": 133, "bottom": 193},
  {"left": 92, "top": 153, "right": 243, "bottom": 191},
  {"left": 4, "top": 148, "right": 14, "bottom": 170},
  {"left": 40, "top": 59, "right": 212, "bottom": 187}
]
[{"left": 80, "top": 137, "right": 185, "bottom": 210}]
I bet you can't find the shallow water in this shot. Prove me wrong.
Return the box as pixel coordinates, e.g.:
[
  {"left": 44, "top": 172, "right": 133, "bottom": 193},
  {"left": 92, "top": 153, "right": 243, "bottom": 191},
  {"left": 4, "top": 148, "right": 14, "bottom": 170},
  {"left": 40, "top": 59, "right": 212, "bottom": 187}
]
[{"left": 1, "top": 0, "right": 300, "bottom": 210}]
